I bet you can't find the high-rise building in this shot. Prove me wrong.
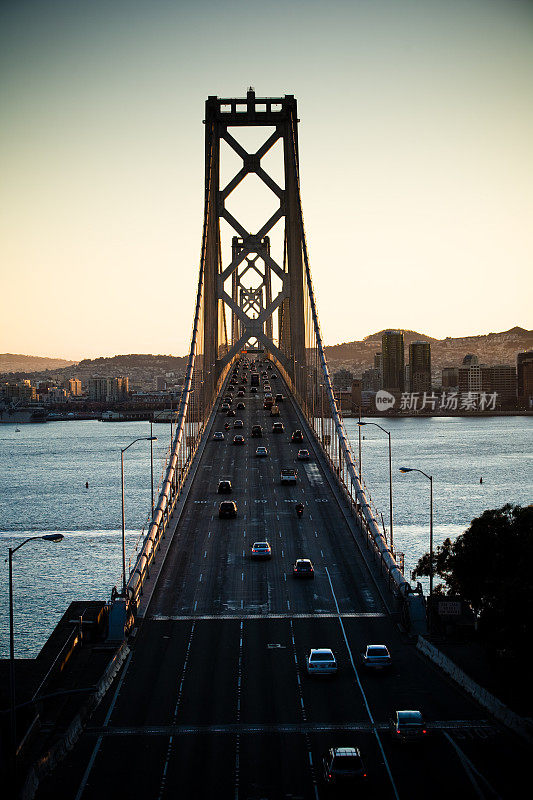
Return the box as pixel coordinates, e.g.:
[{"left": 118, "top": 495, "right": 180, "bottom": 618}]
[
  {"left": 480, "top": 365, "right": 516, "bottom": 401},
  {"left": 458, "top": 363, "right": 482, "bottom": 392},
  {"left": 88, "top": 377, "right": 129, "bottom": 401},
  {"left": 66, "top": 378, "right": 82, "bottom": 396},
  {"left": 441, "top": 367, "right": 459, "bottom": 389},
  {"left": 381, "top": 330, "right": 404, "bottom": 392},
  {"left": 409, "top": 341, "right": 431, "bottom": 393},
  {"left": 517, "top": 352, "right": 533, "bottom": 407}
]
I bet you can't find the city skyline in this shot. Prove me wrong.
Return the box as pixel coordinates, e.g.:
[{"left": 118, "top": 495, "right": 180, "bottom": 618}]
[{"left": 1, "top": 0, "right": 532, "bottom": 360}]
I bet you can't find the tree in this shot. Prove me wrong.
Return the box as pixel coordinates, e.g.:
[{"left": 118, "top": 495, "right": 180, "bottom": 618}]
[{"left": 413, "top": 505, "right": 533, "bottom": 649}]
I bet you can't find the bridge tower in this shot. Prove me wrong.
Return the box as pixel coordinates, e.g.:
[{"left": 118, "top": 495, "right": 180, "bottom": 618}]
[{"left": 202, "top": 89, "right": 307, "bottom": 396}]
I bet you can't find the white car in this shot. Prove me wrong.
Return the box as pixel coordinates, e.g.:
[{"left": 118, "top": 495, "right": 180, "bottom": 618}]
[
  {"left": 307, "top": 648, "right": 337, "bottom": 675},
  {"left": 255, "top": 446, "right": 269, "bottom": 457},
  {"left": 213, "top": 431, "right": 225, "bottom": 441},
  {"left": 362, "top": 644, "right": 391, "bottom": 670}
]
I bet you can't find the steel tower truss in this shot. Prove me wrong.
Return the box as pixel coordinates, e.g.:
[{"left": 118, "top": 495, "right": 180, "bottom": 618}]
[{"left": 203, "top": 89, "right": 306, "bottom": 390}]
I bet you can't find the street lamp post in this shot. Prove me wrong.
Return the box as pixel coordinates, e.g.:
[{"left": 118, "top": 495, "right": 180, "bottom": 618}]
[
  {"left": 358, "top": 422, "right": 393, "bottom": 552},
  {"left": 6, "top": 533, "right": 64, "bottom": 786},
  {"left": 121, "top": 437, "right": 157, "bottom": 597},
  {"left": 399, "top": 467, "right": 433, "bottom": 599}
]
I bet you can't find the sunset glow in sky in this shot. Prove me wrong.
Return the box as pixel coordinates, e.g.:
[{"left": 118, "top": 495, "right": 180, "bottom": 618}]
[{"left": 1, "top": 0, "right": 532, "bottom": 359}]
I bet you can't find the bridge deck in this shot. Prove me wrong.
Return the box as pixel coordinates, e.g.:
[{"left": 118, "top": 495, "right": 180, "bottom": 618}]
[{"left": 36, "top": 377, "right": 529, "bottom": 799}]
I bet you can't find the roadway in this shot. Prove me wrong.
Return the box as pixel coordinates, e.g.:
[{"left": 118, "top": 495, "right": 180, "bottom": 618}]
[{"left": 36, "top": 364, "right": 530, "bottom": 799}]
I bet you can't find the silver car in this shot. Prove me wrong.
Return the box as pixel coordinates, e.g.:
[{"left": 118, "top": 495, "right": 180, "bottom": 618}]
[{"left": 307, "top": 648, "right": 337, "bottom": 676}]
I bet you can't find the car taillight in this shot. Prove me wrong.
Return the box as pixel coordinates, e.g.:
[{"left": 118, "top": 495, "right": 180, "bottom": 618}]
[
  {"left": 396, "top": 729, "right": 401, "bottom": 734},
  {"left": 328, "top": 774, "right": 332, "bottom": 780},
  {"left": 422, "top": 729, "right": 427, "bottom": 734}
]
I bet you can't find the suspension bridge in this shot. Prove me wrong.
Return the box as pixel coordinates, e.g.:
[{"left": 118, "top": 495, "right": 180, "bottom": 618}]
[{"left": 19, "top": 91, "right": 530, "bottom": 800}]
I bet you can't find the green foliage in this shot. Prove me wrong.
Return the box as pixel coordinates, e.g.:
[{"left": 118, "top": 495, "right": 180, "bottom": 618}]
[{"left": 413, "top": 505, "right": 533, "bottom": 648}]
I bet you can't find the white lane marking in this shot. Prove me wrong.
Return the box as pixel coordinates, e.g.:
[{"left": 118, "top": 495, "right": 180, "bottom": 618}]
[
  {"left": 157, "top": 623, "right": 196, "bottom": 800},
  {"left": 325, "top": 567, "right": 400, "bottom": 800},
  {"left": 204, "top": 550, "right": 207, "bottom": 559},
  {"left": 199, "top": 573, "right": 203, "bottom": 583},
  {"left": 235, "top": 620, "right": 244, "bottom": 800},
  {"left": 443, "top": 732, "right": 500, "bottom": 798},
  {"left": 75, "top": 649, "right": 134, "bottom": 800}
]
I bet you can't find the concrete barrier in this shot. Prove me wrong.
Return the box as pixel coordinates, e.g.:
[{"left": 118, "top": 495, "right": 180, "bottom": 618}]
[
  {"left": 21, "top": 642, "right": 130, "bottom": 800},
  {"left": 417, "top": 636, "right": 533, "bottom": 743}
]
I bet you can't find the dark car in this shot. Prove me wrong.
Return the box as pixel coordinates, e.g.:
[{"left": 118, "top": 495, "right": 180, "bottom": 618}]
[
  {"left": 228, "top": 384, "right": 235, "bottom": 391},
  {"left": 226, "top": 409, "right": 236, "bottom": 417},
  {"left": 293, "top": 558, "right": 314, "bottom": 578},
  {"left": 271, "top": 373, "right": 277, "bottom": 379},
  {"left": 272, "top": 422, "right": 284, "bottom": 433},
  {"left": 275, "top": 393, "right": 284, "bottom": 402},
  {"left": 233, "top": 435, "right": 245, "bottom": 445},
  {"left": 220, "top": 403, "right": 230, "bottom": 412},
  {"left": 218, "top": 500, "right": 237, "bottom": 518},
  {"left": 291, "top": 429, "right": 304, "bottom": 443},
  {"left": 217, "top": 479, "right": 232, "bottom": 494},
  {"left": 237, "top": 390, "right": 245, "bottom": 397},
  {"left": 390, "top": 710, "right": 426, "bottom": 741},
  {"left": 250, "top": 387, "right": 258, "bottom": 394},
  {"left": 322, "top": 747, "right": 366, "bottom": 786},
  {"left": 236, "top": 402, "right": 245, "bottom": 409},
  {"left": 251, "top": 425, "right": 263, "bottom": 438}
]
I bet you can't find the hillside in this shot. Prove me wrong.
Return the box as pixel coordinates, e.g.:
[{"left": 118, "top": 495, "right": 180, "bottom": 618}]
[
  {"left": 324, "top": 327, "right": 533, "bottom": 377},
  {"left": 0, "top": 353, "right": 77, "bottom": 373},
  {"left": 1, "top": 353, "right": 188, "bottom": 390}
]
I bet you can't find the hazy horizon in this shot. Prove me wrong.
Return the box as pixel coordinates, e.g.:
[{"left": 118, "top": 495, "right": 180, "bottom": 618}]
[
  {"left": 1, "top": 0, "right": 532, "bottom": 359},
  {"left": 3, "top": 322, "right": 531, "bottom": 365}
]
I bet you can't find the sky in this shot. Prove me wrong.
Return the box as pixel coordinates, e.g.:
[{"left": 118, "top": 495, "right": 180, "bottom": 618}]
[{"left": 1, "top": 0, "right": 532, "bottom": 360}]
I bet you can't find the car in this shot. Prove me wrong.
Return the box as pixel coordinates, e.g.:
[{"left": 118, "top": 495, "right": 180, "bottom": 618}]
[
  {"left": 264, "top": 399, "right": 274, "bottom": 410},
  {"left": 250, "top": 387, "right": 258, "bottom": 394},
  {"left": 234, "top": 419, "right": 244, "bottom": 428},
  {"left": 236, "top": 402, "right": 245, "bottom": 409},
  {"left": 213, "top": 431, "right": 225, "bottom": 441},
  {"left": 233, "top": 434, "right": 245, "bottom": 445},
  {"left": 297, "top": 449, "right": 310, "bottom": 460},
  {"left": 270, "top": 405, "right": 280, "bottom": 417},
  {"left": 271, "top": 373, "right": 277, "bottom": 379},
  {"left": 226, "top": 409, "right": 236, "bottom": 417},
  {"left": 307, "top": 648, "right": 337, "bottom": 675},
  {"left": 293, "top": 558, "right": 314, "bottom": 578},
  {"left": 255, "top": 446, "right": 268, "bottom": 457},
  {"left": 220, "top": 403, "right": 230, "bottom": 412},
  {"left": 291, "top": 430, "right": 304, "bottom": 443},
  {"left": 237, "top": 390, "right": 245, "bottom": 397},
  {"left": 362, "top": 644, "right": 391, "bottom": 670},
  {"left": 217, "top": 479, "right": 232, "bottom": 494},
  {"left": 280, "top": 468, "right": 297, "bottom": 484},
  {"left": 251, "top": 541, "right": 272, "bottom": 559},
  {"left": 272, "top": 422, "right": 284, "bottom": 433},
  {"left": 390, "top": 710, "right": 426, "bottom": 741},
  {"left": 228, "top": 384, "right": 235, "bottom": 391},
  {"left": 251, "top": 425, "right": 263, "bottom": 438},
  {"left": 267, "top": 364, "right": 273, "bottom": 370},
  {"left": 322, "top": 747, "right": 366, "bottom": 786},
  {"left": 241, "top": 376, "right": 247, "bottom": 382},
  {"left": 218, "top": 500, "right": 237, "bottom": 518},
  {"left": 275, "top": 393, "right": 284, "bottom": 402},
  {"left": 264, "top": 385, "right": 271, "bottom": 393}
]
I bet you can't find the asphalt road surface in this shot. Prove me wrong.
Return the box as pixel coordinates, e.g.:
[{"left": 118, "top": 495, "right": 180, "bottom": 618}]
[{"left": 36, "top": 368, "right": 530, "bottom": 799}]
